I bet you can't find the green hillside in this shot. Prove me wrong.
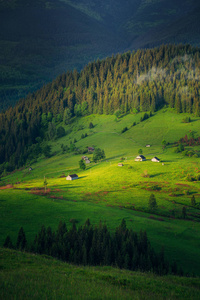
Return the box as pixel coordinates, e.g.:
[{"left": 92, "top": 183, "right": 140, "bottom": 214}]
[
  {"left": 1, "top": 1, "right": 200, "bottom": 109},
  {"left": 1, "top": 44, "right": 200, "bottom": 174},
  {"left": 1, "top": 248, "right": 200, "bottom": 300},
  {"left": 1, "top": 108, "right": 200, "bottom": 276}
]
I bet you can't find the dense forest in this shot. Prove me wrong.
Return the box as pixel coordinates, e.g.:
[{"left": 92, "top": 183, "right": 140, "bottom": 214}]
[
  {"left": 1, "top": 44, "right": 200, "bottom": 173},
  {"left": 4, "top": 219, "right": 183, "bottom": 276}
]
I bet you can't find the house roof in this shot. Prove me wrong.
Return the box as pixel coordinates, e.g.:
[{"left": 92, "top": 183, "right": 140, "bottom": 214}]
[
  {"left": 68, "top": 174, "right": 78, "bottom": 178},
  {"left": 137, "top": 155, "right": 146, "bottom": 159},
  {"left": 153, "top": 157, "right": 160, "bottom": 160}
]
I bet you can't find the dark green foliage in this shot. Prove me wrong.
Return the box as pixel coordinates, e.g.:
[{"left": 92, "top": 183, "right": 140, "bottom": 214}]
[
  {"left": 182, "top": 207, "right": 187, "bottom": 219},
  {"left": 121, "top": 127, "right": 128, "bottom": 133},
  {"left": 57, "top": 126, "right": 65, "bottom": 138},
  {"left": 140, "top": 113, "right": 149, "bottom": 122},
  {"left": 63, "top": 108, "right": 72, "bottom": 125},
  {"left": 93, "top": 148, "right": 106, "bottom": 162},
  {"left": 182, "top": 117, "right": 191, "bottom": 123},
  {"left": 138, "top": 149, "right": 143, "bottom": 155},
  {"left": 79, "top": 159, "right": 86, "bottom": 170},
  {"left": 61, "top": 144, "right": 68, "bottom": 153},
  {"left": 42, "top": 145, "right": 52, "bottom": 158},
  {"left": 148, "top": 194, "right": 157, "bottom": 210},
  {"left": 1, "top": 45, "right": 200, "bottom": 171},
  {"left": 162, "top": 140, "right": 167, "bottom": 150},
  {"left": 16, "top": 227, "right": 27, "bottom": 250},
  {"left": 174, "top": 143, "right": 184, "bottom": 153},
  {"left": 89, "top": 122, "right": 94, "bottom": 129},
  {"left": 191, "top": 195, "right": 196, "bottom": 206},
  {"left": 3, "top": 235, "right": 14, "bottom": 249},
  {"left": 13, "top": 219, "right": 182, "bottom": 276}
]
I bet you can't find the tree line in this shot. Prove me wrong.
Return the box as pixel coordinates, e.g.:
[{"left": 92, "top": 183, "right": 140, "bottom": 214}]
[
  {"left": 1, "top": 44, "right": 200, "bottom": 173},
  {"left": 3, "top": 219, "right": 184, "bottom": 276}
]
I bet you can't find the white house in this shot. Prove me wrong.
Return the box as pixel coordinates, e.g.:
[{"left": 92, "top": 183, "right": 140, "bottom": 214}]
[
  {"left": 66, "top": 174, "right": 79, "bottom": 180},
  {"left": 135, "top": 155, "right": 146, "bottom": 162},
  {"left": 151, "top": 157, "right": 160, "bottom": 162}
]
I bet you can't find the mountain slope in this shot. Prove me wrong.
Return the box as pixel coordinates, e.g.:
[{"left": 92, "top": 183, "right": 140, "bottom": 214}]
[{"left": 0, "top": 0, "right": 200, "bottom": 109}]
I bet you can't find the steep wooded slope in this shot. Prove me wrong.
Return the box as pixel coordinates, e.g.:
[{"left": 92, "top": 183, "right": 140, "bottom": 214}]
[
  {"left": 1, "top": 44, "right": 200, "bottom": 171},
  {"left": 0, "top": 0, "right": 200, "bottom": 108}
]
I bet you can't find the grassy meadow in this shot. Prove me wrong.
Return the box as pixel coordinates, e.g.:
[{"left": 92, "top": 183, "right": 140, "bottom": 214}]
[
  {"left": 1, "top": 248, "right": 200, "bottom": 300},
  {"left": 1, "top": 108, "right": 200, "bottom": 276}
]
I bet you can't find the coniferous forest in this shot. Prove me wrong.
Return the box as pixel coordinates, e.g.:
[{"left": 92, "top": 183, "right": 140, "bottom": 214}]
[
  {"left": 1, "top": 44, "right": 200, "bottom": 172},
  {"left": 4, "top": 219, "right": 182, "bottom": 276}
]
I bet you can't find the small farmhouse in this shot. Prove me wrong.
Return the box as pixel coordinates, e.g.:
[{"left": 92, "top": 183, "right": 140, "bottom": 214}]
[
  {"left": 85, "top": 159, "right": 90, "bottom": 164},
  {"left": 118, "top": 163, "right": 124, "bottom": 167},
  {"left": 135, "top": 155, "right": 146, "bottom": 162},
  {"left": 151, "top": 157, "right": 160, "bottom": 162},
  {"left": 66, "top": 174, "right": 78, "bottom": 180},
  {"left": 88, "top": 147, "right": 94, "bottom": 152},
  {"left": 82, "top": 156, "right": 88, "bottom": 160},
  {"left": 146, "top": 144, "right": 151, "bottom": 147}
]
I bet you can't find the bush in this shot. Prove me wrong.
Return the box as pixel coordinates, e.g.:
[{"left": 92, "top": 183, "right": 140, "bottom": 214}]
[
  {"left": 121, "top": 127, "right": 128, "bottom": 133},
  {"left": 89, "top": 122, "right": 94, "bottom": 129},
  {"left": 56, "top": 126, "right": 65, "bottom": 138},
  {"left": 148, "top": 194, "right": 157, "bottom": 210}
]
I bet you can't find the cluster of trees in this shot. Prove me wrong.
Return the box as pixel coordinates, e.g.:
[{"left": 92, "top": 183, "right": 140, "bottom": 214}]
[
  {"left": 3, "top": 219, "right": 183, "bottom": 276},
  {"left": 179, "top": 134, "right": 200, "bottom": 147},
  {"left": 1, "top": 44, "right": 200, "bottom": 172}
]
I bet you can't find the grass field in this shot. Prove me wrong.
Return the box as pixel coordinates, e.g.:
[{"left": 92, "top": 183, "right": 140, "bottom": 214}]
[
  {"left": 1, "top": 248, "right": 200, "bottom": 300},
  {"left": 1, "top": 108, "right": 200, "bottom": 276}
]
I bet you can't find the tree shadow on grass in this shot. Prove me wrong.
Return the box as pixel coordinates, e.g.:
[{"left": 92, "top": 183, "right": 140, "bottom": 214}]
[{"left": 150, "top": 173, "right": 164, "bottom": 178}]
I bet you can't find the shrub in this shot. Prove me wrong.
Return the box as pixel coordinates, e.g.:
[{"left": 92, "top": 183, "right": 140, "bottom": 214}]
[
  {"left": 141, "top": 170, "right": 150, "bottom": 178},
  {"left": 121, "top": 127, "right": 128, "bottom": 133},
  {"left": 148, "top": 194, "right": 157, "bottom": 210},
  {"left": 89, "top": 122, "right": 94, "bottom": 129}
]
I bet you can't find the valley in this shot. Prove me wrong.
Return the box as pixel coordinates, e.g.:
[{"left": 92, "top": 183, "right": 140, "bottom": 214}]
[{"left": 1, "top": 109, "right": 200, "bottom": 276}]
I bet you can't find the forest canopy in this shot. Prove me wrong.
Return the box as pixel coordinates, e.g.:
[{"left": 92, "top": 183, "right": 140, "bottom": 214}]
[{"left": 1, "top": 44, "right": 200, "bottom": 171}]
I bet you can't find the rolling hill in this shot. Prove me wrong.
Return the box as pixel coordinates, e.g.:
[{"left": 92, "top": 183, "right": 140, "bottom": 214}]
[
  {"left": 1, "top": 248, "right": 200, "bottom": 299},
  {"left": 1, "top": 108, "right": 200, "bottom": 276}
]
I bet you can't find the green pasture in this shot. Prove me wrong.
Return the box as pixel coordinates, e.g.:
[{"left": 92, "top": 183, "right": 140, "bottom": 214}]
[
  {"left": 1, "top": 109, "right": 200, "bottom": 275},
  {"left": 1, "top": 248, "right": 200, "bottom": 300}
]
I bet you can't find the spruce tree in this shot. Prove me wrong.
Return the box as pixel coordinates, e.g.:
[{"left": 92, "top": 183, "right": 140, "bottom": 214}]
[
  {"left": 16, "top": 227, "right": 27, "bottom": 250},
  {"left": 191, "top": 195, "right": 196, "bottom": 206},
  {"left": 148, "top": 194, "right": 157, "bottom": 210}
]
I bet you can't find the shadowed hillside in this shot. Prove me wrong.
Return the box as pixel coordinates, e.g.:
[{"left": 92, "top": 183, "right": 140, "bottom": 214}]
[{"left": 0, "top": 0, "right": 200, "bottom": 109}]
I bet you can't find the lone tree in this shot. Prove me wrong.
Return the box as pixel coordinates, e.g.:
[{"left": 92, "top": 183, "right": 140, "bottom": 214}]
[
  {"left": 42, "top": 144, "right": 52, "bottom": 158},
  {"left": 93, "top": 148, "right": 106, "bottom": 163},
  {"left": 89, "top": 122, "right": 94, "bottom": 129},
  {"left": 138, "top": 149, "right": 143, "bottom": 155},
  {"left": 3, "top": 235, "right": 14, "bottom": 249},
  {"left": 161, "top": 139, "right": 167, "bottom": 150},
  {"left": 16, "top": 227, "right": 27, "bottom": 250},
  {"left": 44, "top": 176, "right": 48, "bottom": 193},
  {"left": 79, "top": 159, "right": 86, "bottom": 170},
  {"left": 182, "top": 206, "right": 187, "bottom": 219},
  {"left": 148, "top": 194, "right": 157, "bottom": 210},
  {"left": 191, "top": 195, "right": 196, "bottom": 206}
]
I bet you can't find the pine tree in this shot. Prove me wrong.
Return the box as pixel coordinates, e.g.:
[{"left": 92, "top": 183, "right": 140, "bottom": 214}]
[
  {"left": 148, "top": 194, "right": 157, "bottom": 210},
  {"left": 79, "top": 159, "right": 86, "bottom": 170},
  {"left": 3, "top": 235, "right": 14, "bottom": 249},
  {"left": 191, "top": 195, "right": 196, "bottom": 206},
  {"left": 16, "top": 227, "right": 27, "bottom": 250}
]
